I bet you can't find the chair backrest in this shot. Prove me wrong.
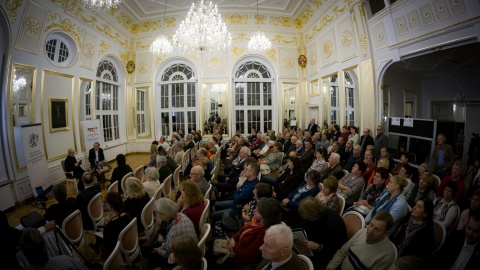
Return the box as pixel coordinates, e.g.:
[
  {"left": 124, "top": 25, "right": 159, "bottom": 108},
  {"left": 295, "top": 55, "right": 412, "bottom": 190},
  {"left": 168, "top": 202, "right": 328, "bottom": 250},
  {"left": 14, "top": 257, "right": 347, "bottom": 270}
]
[
  {"left": 197, "top": 223, "right": 211, "bottom": 256},
  {"left": 173, "top": 165, "right": 182, "bottom": 192},
  {"left": 338, "top": 195, "right": 345, "bottom": 215},
  {"left": 155, "top": 183, "right": 164, "bottom": 201},
  {"left": 182, "top": 149, "right": 191, "bottom": 171},
  {"left": 402, "top": 178, "right": 413, "bottom": 195},
  {"left": 107, "top": 180, "right": 119, "bottom": 194},
  {"left": 60, "top": 160, "right": 69, "bottom": 173},
  {"left": 433, "top": 175, "right": 441, "bottom": 188},
  {"left": 167, "top": 147, "right": 174, "bottom": 157},
  {"left": 121, "top": 172, "right": 133, "bottom": 194},
  {"left": 433, "top": 219, "right": 446, "bottom": 252},
  {"left": 391, "top": 241, "right": 398, "bottom": 260},
  {"left": 61, "top": 210, "right": 84, "bottom": 246},
  {"left": 162, "top": 174, "right": 173, "bottom": 198},
  {"left": 204, "top": 184, "right": 212, "bottom": 200},
  {"left": 342, "top": 211, "right": 366, "bottom": 240},
  {"left": 199, "top": 199, "right": 210, "bottom": 233},
  {"left": 139, "top": 198, "right": 155, "bottom": 240},
  {"left": 450, "top": 204, "right": 461, "bottom": 234},
  {"left": 343, "top": 169, "right": 349, "bottom": 177},
  {"left": 297, "top": 254, "right": 314, "bottom": 270},
  {"left": 103, "top": 241, "right": 123, "bottom": 270},
  {"left": 200, "top": 258, "right": 207, "bottom": 270},
  {"left": 133, "top": 165, "right": 145, "bottom": 182},
  {"left": 118, "top": 217, "right": 141, "bottom": 264},
  {"left": 87, "top": 193, "right": 104, "bottom": 231}
]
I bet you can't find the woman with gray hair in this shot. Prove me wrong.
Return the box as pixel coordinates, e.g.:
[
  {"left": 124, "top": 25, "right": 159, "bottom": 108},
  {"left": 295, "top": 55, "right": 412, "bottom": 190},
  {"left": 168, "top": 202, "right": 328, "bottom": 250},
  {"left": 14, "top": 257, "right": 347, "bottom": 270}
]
[
  {"left": 148, "top": 197, "right": 198, "bottom": 270},
  {"left": 142, "top": 167, "right": 160, "bottom": 198}
]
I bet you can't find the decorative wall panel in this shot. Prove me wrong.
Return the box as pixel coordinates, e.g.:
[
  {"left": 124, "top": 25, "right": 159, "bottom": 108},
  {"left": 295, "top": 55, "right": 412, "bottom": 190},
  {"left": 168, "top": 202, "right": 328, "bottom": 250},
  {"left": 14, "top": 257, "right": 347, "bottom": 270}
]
[
  {"left": 319, "top": 29, "right": 338, "bottom": 68},
  {"left": 419, "top": 4, "right": 435, "bottom": 26},
  {"left": 278, "top": 47, "right": 298, "bottom": 79},
  {"left": 307, "top": 41, "right": 319, "bottom": 76},
  {"left": 135, "top": 52, "right": 153, "bottom": 83},
  {"left": 371, "top": 22, "right": 388, "bottom": 50},
  {"left": 337, "top": 16, "right": 357, "bottom": 61},
  {"left": 15, "top": 1, "right": 48, "bottom": 54},
  {"left": 79, "top": 31, "right": 97, "bottom": 70}
]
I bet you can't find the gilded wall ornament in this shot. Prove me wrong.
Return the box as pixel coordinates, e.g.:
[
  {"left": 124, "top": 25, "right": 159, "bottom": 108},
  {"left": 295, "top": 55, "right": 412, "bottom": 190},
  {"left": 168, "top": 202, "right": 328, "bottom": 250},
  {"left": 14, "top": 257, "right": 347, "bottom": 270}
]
[
  {"left": 254, "top": 14, "right": 267, "bottom": 26},
  {"left": 231, "top": 46, "right": 246, "bottom": 59},
  {"left": 305, "top": 3, "right": 348, "bottom": 42},
  {"left": 6, "top": 0, "right": 22, "bottom": 23},
  {"left": 298, "top": 55, "right": 307, "bottom": 67},
  {"left": 45, "top": 13, "right": 84, "bottom": 45},
  {"left": 98, "top": 40, "right": 110, "bottom": 57},
  {"left": 283, "top": 57, "right": 294, "bottom": 69},
  {"left": 270, "top": 16, "right": 294, "bottom": 28},
  {"left": 341, "top": 30, "right": 353, "bottom": 47},
  {"left": 139, "top": 63, "right": 149, "bottom": 73},
  {"left": 310, "top": 54, "right": 317, "bottom": 65},
  {"left": 83, "top": 42, "right": 94, "bottom": 58},
  {"left": 224, "top": 14, "right": 248, "bottom": 25},
  {"left": 323, "top": 41, "right": 332, "bottom": 58},
  {"left": 126, "top": 61, "right": 135, "bottom": 74},
  {"left": 23, "top": 17, "right": 40, "bottom": 38},
  {"left": 266, "top": 48, "right": 277, "bottom": 62},
  {"left": 208, "top": 56, "right": 221, "bottom": 69}
]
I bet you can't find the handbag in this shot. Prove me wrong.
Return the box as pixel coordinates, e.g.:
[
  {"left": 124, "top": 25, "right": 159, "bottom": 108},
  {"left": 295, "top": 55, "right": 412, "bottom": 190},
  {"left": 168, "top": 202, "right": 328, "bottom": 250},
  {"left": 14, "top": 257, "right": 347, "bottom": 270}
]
[
  {"left": 221, "top": 210, "right": 244, "bottom": 232},
  {"left": 260, "top": 164, "right": 271, "bottom": 175},
  {"left": 213, "top": 237, "right": 234, "bottom": 264}
]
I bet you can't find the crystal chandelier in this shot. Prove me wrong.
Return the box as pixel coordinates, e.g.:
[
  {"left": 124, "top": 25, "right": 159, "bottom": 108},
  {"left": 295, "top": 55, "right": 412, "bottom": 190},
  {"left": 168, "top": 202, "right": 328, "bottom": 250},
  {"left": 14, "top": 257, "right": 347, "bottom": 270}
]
[
  {"left": 150, "top": 0, "right": 173, "bottom": 57},
  {"left": 82, "top": 0, "right": 121, "bottom": 10},
  {"left": 173, "top": 1, "right": 232, "bottom": 56},
  {"left": 454, "top": 93, "right": 467, "bottom": 107},
  {"left": 248, "top": 1, "right": 271, "bottom": 53}
]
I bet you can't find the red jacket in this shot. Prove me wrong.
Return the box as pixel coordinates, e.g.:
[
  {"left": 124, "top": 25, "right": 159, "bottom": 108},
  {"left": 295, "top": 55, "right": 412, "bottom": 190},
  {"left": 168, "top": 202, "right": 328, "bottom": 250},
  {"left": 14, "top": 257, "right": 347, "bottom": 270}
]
[
  {"left": 231, "top": 219, "right": 266, "bottom": 269},
  {"left": 436, "top": 176, "right": 465, "bottom": 203}
]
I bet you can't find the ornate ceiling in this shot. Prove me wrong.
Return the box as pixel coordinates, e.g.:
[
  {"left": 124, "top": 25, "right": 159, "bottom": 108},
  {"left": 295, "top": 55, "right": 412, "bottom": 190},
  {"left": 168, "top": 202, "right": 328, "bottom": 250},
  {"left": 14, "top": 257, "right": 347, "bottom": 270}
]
[{"left": 122, "top": 0, "right": 310, "bottom": 21}]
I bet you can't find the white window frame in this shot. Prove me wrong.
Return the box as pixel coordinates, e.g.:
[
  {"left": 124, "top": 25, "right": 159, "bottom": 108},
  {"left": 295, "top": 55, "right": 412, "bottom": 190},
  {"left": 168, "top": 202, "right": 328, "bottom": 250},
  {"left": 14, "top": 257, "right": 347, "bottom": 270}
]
[
  {"left": 44, "top": 32, "right": 77, "bottom": 67},
  {"left": 329, "top": 74, "right": 339, "bottom": 125},
  {"left": 136, "top": 88, "right": 150, "bottom": 137},
  {"left": 344, "top": 71, "right": 358, "bottom": 127}
]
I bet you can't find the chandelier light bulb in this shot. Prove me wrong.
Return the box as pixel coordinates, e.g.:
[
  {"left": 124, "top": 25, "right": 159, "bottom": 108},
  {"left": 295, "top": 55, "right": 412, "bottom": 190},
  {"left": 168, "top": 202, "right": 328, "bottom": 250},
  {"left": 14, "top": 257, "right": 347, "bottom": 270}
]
[
  {"left": 82, "top": 0, "right": 121, "bottom": 10},
  {"left": 150, "top": 35, "right": 173, "bottom": 57},
  {"left": 248, "top": 31, "right": 272, "bottom": 53}
]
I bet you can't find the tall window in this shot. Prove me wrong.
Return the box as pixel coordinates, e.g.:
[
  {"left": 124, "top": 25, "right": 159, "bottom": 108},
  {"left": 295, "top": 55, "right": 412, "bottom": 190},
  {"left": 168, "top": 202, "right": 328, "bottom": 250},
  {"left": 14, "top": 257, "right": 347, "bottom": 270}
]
[
  {"left": 83, "top": 82, "right": 91, "bottom": 120},
  {"left": 95, "top": 60, "right": 120, "bottom": 142},
  {"left": 345, "top": 71, "right": 358, "bottom": 127},
  {"left": 233, "top": 60, "right": 274, "bottom": 134},
  {"left": 329, "top": 75, "right": 339, "bottom": 125},
  {"left": 157, "top": 63, "right": 197, "bottom": 137},
  {"left": 136, "top": 89, "right": 148, "bottom": 136}
]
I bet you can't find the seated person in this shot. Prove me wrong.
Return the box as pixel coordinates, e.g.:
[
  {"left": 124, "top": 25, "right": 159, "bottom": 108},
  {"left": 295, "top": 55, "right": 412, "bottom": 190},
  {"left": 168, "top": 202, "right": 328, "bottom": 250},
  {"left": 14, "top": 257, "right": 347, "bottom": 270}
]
[
  {"left": 406, "top": 172, "right": 436, "bottom": 207},
  {"left": 64, "top": 148, "right": 84, "bottom": 181},
  {"left": 76, "top": 172, "right": 101, "bottom": 230},
  {"left": 216, "top": 146, "right": 250, "bottom": 194},
  {"left": 338, "top": 161, "right": 367, "bottom": 208},
  {"left": 316, "top": 176, "right": 341, "bottom": 214},
  {"left": 173, "top": 142, "right": 185, "bottom": 167},
  {"left": 88, "top": 141, "right": 105, "bottom": 168},
  {"left": 142, "top": 167, "right": 160, "bottom": 199},
  {"left": 45, "top": 184, "right": 78, "bottom": 226},
  {"left": 353, "top": 167, "right": 388, "bottom": 215},
  {"left": 436, "top": 161, "right": 465, "bottom": 203},
  {"left": 20, "top": 228, "right": 88, "bottom": 270},
  {"left": 123, "top": 177, "right": 150, "bottom": 233},
  {"left": 111, "top": 153, "right": 133, "bottom": 194},
  {"left": 391, "top": 152, "right": 410, "bottom": 175},
  {"left": 433, "top": 181, "right": 460, "bottom": 232},
  {"left": 156, "top": 155, "right": 172, "bottom": 183},
  {"left": 176, "top": 181, "right": 206, "bottom": 236},
  {"left": 457, "top": 189, "right": 480, "bottom": 230},
  {"left": 168, "top": 236, "right": 203, "bottom": 270},
  {"left": 271, "top": 156, "right": 304, "bottom": 201},
  {"left": 282, "top": 170, "right": 321, "bottom": 222}
]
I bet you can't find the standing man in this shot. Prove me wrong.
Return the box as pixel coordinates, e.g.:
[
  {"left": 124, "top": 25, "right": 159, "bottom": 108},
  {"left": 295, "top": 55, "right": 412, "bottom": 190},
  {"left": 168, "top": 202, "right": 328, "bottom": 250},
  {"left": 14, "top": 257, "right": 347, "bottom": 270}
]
[
  {"left": 88, "top": 142, "right": 105, "bottom": 168},
  {"left": 307, "top": 118, "right": 318, "bottom": 134},
  {"left": 360, "top": 128, "right": 374, "bottom": 155},
  {"left": 374, "top": 125, "right": 388, "bottom": 160},
  {"left": 430, "top": 133, "right": 455, "bottom": 179},
  {"left": 327, "top": 211, "right": 396, "bottom": 270}
]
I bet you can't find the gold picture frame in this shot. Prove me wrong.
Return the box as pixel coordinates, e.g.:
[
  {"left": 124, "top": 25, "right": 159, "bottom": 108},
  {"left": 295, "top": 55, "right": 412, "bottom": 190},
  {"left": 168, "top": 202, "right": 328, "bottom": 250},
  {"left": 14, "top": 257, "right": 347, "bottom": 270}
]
[{"left": 49, "top": 98, "right": 69, "bottom": 132}]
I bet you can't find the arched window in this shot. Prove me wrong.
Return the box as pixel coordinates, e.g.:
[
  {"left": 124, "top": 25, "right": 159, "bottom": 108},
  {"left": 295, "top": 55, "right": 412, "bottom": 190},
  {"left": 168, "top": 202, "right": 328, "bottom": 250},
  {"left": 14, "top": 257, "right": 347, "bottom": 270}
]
[
  {"left": 95, "top": 60, "right": 121, "bottom": 142},
  {"left": 233, "top": 60, "right": 275, "bottom": 134},
  {"left": 82, "top": 82, "right": 91, "bottom": 120},
  {"left": 329, "top": 74, "right": 339, "bottom": 125},
  {"left": 345, "top": 71, "right": 358, "bottom": 127},
  {"left": 156, "top": 62, "right": 197, "bottom": 137},
  {"left": 44, "top": 32, "right": 77, "bottom": 67}
]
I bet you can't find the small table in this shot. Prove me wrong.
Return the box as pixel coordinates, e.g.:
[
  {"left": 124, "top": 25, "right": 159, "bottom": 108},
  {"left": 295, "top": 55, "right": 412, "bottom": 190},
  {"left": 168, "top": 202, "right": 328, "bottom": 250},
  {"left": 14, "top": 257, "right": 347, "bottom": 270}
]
[{"left": 92, "top": 166, "right": 112, "bottom": 189}]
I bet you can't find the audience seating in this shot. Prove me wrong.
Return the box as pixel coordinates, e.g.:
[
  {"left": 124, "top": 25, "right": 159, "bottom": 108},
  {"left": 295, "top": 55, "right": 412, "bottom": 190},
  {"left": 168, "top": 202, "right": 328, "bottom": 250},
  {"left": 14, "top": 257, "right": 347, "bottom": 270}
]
[
  {"left": 297, "top": 254, "right": 314, "bottom": 270},
  {"left": 391, "top": 241, "right": 398, "bottom": 260},
  {"left": 61, "top": 209, "right": 85, "bottom": 248},
  {"left": 343, "top": 169, "right": 349, "bottom": 177},
  {"left": 154, "top": 183, "right": 164, "bottom": 201},
  {"left": 338, "top": 195, "right": 345, "bottom": 216},
  {"left": 204, "top": 184, "right": 212, "bottom": 200},
  {"left": 138, "top": 198, "right": 155, "bottom": 242},
  {"left": 433, "top": 219, "right": 446, "bottom": 252},
  {"left": 182, "top": 149, "right": 191, "bottom": 172},
  {"left": 87, "top": 193, "right": 104, "bottom": 232},
  {"left": 61, "top": 160, "right": 78, "bottom": 195},
  {"left": 103, "top": 241, "right": 123, "bottom": 270},
  {"left": 197, "top": 223, "right": 211, "bottom": 256},
  {"left": 118, "top": 217, "right": 143, "bottom": 268},
  {"left": 167, "top": 147, "right": 174, "bottom": 157},
  {"left": 200, "top": 258, "right": 207, "bottom": 270},
  {"left": 162, "top": 175, "right": 173, "bottom": 198},
  {"left": 107, "top": 180, "right": 118, "bottom": 194},
  {"left": 433, "top": 175, "right": 441, "bottom": 188},
  {"left": 120, "top": 172, "right": 133, "bottom": 195},
  {"left": 133, "top": 165, "right": 145, "bottom": 182},
  {"left": 173, "top": 165, "right": 182, "bottom": 195},
  {"left": 199, "top": 199, "right": 210, "bottom": 233},
  {"left": 342, "top": 211, "right": 366, "bottom": 240},
  {"left": 449, "top": 204, "right": 461, "bottom": 235}
]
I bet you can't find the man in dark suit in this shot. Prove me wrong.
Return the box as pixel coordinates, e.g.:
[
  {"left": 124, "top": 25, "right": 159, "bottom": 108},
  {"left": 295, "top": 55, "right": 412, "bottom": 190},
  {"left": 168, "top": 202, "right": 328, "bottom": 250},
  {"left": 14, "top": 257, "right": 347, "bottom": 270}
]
[
  {"left": 307, "top": 118, "right": 318, "bottom": 134},
  {"left": 88, "top": 142, "right": 105, "bottom": 168},
  {"left": 342, "top": 145, "right": 363, "bottom": 172},
  {"left": 255, "top": 223, "right": 304, "bottom": 270},
  {"left": 294, "top": 139, "right": 305, "bottom": 156},
  {"left": 434, "top": 211, "right": 480, "bottom": 270},
  {"left": 183, "top": 134, "right": 195, "bottom": 152},
  {"left": 359, "top": 128, "right": 374, "bottom": 155},
  {"left": 44, "top": 184, "right": 78, "bottom": 226},
  {"left": 374, "top": 125, "right": 388, "bottom": 160},
  {"left": 216, "top": 146, "right": 249, "bottom": 194},
  {"left": 76, "top": 172, "right": 101, "bottom": 230},
  {"left": 300, "top": 139, "right": 315, "bottom": 173}
]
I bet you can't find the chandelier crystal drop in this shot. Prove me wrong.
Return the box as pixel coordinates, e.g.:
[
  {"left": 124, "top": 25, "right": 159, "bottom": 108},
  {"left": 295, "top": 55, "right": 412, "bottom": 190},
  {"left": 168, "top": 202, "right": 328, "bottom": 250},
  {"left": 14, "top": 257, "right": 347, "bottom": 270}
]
[
  {"left": 248, "top": 31, "right": 272, "bottom": 52},
  {"left": 150, "top": 35, "right": 173, "bottom": 56},
  {"left": 82, "top": 0, "right": 121, "bottom": 10},
  {"left": 173, "top": 1, "right": 232, "bottom": 56}
]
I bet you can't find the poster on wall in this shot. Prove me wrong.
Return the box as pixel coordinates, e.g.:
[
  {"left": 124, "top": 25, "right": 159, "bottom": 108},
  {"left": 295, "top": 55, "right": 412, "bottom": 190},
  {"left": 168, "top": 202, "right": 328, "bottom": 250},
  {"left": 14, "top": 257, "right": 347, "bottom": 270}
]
[
  {"left": 81, "top": 119, "right": 104, "bottom": 152},
  {"left": 21, "top": 123, "right": 49, "bottom": 196}
]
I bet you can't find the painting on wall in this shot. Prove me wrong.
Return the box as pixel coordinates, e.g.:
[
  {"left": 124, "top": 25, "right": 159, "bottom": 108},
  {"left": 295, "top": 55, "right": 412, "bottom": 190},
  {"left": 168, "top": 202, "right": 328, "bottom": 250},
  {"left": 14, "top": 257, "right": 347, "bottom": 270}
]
[{"left": 49, "top": 98, "right": 69, "bottom": 132}]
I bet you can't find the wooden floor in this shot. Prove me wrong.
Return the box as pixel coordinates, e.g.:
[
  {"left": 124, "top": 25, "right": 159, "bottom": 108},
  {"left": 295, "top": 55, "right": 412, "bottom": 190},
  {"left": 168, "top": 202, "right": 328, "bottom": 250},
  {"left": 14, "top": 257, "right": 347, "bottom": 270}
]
[{"left": 5, "top": 153, "right": 150, "bottom": 228}]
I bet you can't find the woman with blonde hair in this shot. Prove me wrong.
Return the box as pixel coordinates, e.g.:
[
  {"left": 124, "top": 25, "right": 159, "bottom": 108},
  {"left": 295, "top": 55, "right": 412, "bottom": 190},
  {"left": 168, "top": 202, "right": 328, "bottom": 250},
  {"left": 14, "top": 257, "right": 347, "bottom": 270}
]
[
  {"left": 367, "top": 157, "right": 390, "bottom": 185},
  {"left": 142, "top": 167, "right": 160, "bottom": 198},
  {"left": 176, "top": 181, "right": 206, "bottom": 235},
  {"left": 316, "top": 176, "right": 340, "bottom": 214},
  {"left": 123, "top": 177, "right": 150, "bottom": 233},
  {"left": 169, "top": 236, "right": 203, "bottom": 270},
  {"left": 406, "top": 172, "right": 436, "bottom": 207}
]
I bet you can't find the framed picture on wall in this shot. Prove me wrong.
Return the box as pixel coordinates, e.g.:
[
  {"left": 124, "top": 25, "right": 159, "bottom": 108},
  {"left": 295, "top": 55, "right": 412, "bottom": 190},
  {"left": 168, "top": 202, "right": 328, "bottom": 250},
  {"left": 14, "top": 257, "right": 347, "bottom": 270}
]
[{"left": 49, "top": 98, "right": 69, "bottom": 132}]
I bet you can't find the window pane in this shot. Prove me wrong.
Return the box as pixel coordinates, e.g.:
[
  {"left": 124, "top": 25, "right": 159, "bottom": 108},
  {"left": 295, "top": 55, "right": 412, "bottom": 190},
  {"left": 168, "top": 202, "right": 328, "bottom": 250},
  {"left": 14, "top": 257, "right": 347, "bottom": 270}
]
[
  {"left": 263, "top": 83, "right": 272, "bottom": 106},
  {"left": 264, "top": 110, "right": 272, "bottom": 133},
  {"left": 95, "top": 81, "right": 100, "bottom": 110},
  {"left": 173, "top": 111, "right": 184, "bottom": 132},
  {"left": 161, "top": 112, "right": 169, "bottom": 136},
  {"left": 161, "top": 85, "right": 168, "bottom": 109},
  {"left": 187, "top": 111, "right": 196, "bottom": 132},
  {"left": 113, "top": 85, "right": 118, "bottom": 110},
  {"left": 235, "top": 83, "right": 244, "bottom": 106},
  {"left": 187, "top": 83, "right": 195, "bottom": 107},
  {"left": 235, "top": 110, "right": 244, "bottom": 134},
  {"left": 247, "top": 82, "right": 260, "bottom": 106},
  {"left": 330, "top": 86, "right": 338, "bottom": 107},
  {"left": 113, "top": 115, "right": 119, "bottom": 140},
  {"left": 330, "top": 110, "right": 337, "bottom": 125},
  {"left": 247, "top": 110, "right": 261, "bottom": 132}
]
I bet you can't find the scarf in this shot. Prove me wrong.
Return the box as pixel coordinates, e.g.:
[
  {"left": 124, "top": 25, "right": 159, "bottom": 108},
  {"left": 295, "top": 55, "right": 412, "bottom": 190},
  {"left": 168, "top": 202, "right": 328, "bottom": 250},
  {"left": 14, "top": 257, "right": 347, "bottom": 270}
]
[
  {"left": 370, "top": 193, "right": 400, "bottom": 218},
  {"left": 396, "top": 217, "right": 425, "bottom": 256}
]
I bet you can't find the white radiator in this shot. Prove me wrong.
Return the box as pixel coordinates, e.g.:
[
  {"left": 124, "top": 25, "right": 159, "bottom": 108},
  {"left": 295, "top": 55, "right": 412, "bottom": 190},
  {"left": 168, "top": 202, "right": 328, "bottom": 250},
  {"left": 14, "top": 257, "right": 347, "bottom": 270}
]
[{"left": 0, "top": 184, "right": 15, "bottom": 211}]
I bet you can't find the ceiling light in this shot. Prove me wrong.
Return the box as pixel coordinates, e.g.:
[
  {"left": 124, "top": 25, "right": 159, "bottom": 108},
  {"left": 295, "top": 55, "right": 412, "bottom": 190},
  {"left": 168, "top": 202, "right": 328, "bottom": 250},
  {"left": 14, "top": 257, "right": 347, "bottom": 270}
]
[
  {"left": 82, "top": 0, "right": 121, "bottom": 10},
  {"left": 150, "top": 0, "right": 173, "bottom": 57},
  {"left": 248, "top": 1, "right": 271, "bottom": 53}
]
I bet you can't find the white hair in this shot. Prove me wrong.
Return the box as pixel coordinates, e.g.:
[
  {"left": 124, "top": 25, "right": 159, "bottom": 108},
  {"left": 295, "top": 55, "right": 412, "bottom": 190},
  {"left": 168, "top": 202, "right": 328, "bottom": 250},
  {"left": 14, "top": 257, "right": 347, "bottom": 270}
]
[
  {"left": 265, "top": 223, "right": 293, "bottom": 249},
  {"left": 330, "top": 152, "right": 340, "bottom": 162}
]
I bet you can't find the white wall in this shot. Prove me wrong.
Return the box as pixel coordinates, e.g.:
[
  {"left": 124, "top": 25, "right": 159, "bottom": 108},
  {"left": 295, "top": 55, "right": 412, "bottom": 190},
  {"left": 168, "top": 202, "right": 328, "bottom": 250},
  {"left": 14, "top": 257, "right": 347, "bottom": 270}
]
[{"left": 382, "top": 69, "right": 421, "bottom": 118}]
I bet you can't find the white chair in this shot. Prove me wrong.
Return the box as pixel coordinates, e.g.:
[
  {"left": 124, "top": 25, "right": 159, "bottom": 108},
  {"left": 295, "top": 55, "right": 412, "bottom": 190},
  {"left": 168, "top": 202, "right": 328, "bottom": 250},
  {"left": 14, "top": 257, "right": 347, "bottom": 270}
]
[
  {"left": 338, "top": 195, "right": 345, "bottom": 216},
  {"left": 182, "top": 149, "right": 191, "bottom": 172},
  {"left": 197, "top": 223, "right": 211, "bottom": 256},
  {"left": 343, "top": 169, "right": 349, "bottom": 178},
  {"left": 118, "top": 217, "right": 143, "bottom": 268},
  {"left": 154, "top": 183, "right": 164, "bottom": 201},
  {"left": 391, "top": 241, "right": 398, "bottom": 260},
  {"left": 173, "top": 165, "right": 182, "bottom": 195},
  {"left": 433, "top": 219, "right": 446, "bottom": 252},
  {"left": 198, "top": 199, "right": 210, "bottom": 233},
  {"left": 342, "top": 211, "right": 366, "bottom": 240},
  {"left": 107, "top": 180, "right": 118, "bottom": 194},
  {"left": 449, "top": 204, "right": 461, "bottom": 234},
  {"left": 407, "top": 204, "right": 412, "bottom": 213},
  {"left": 138, "top": 198, "right": 155, "bottom": 242},
  {"left": 204, "top": 184, "right": 212, "bottom": 200},
  {"left": 162, "top": 174, "right": 173, "bottom": 198},
  {"left": 103, "top": 241, "right": 123, "bottom": 270},
  {"left": 200, "top": 258, "right": 207, "bottom": 270},
  {"left": 167, "top": 147, "right": 174, "bottom": 157},
  {"left": 120, "top": 172, "right": 133, "bottom": 194},
  {"left": 133, "top": 165, "right": 145, "bottom": 182},
  {"left": 61, "top": 160, "right": 78, "bottom": 195},
  {"left": 87, "top": 193, "right": 104, "bottom": 232},
  {"left": 297, "top": 254, "right": 314, "bottom": 270},
  {"left": 402, "top": 178, "right": 413, "bottom": 195},
  {"left": 433, "top": 175, "right": 441, "bottom": 188},
  {"left": 61, "top": 210, "right": 85, "bottom": 248}
]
